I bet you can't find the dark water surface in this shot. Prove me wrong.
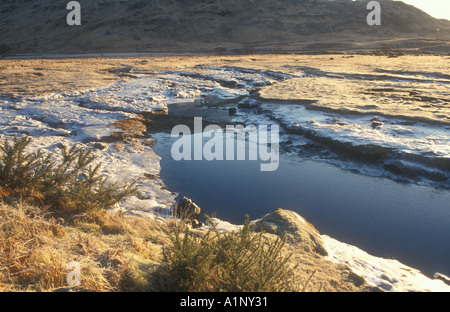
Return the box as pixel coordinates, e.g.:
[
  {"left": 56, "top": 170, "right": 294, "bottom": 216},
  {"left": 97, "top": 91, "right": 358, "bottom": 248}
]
[{"left": 151, "top": 112, "right": 450, "bottom": 278}]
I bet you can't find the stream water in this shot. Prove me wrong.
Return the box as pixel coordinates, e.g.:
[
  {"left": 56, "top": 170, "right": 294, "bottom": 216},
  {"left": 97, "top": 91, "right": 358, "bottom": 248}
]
[{"left": 151, "top": 103, "right": 450, "bottom": 278}]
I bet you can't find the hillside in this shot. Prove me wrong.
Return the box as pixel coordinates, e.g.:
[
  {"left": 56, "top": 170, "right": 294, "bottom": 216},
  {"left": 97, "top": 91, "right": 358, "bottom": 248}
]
[{"left": 0, "top": 0, "right": 449, "bottom": 55}]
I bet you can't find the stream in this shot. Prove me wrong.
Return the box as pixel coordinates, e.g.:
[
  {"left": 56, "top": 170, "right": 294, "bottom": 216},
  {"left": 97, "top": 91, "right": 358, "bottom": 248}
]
[{"left": 150, "top": 102, "right": 450, "bottom": 278}]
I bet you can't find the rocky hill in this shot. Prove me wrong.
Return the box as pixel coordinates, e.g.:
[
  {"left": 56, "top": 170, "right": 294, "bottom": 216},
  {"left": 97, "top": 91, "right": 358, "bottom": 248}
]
[{"left": 0, "top": 0, "right": 449, "bottom": 55}]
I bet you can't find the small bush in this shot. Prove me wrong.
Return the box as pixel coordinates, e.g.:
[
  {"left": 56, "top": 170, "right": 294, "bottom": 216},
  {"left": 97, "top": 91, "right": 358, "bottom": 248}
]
[
  {"left": 0, "top": 136, "right": 137, "bottom": 214},
  {"left": 159, "top": 215, "right": 299, "bottom": 292}
]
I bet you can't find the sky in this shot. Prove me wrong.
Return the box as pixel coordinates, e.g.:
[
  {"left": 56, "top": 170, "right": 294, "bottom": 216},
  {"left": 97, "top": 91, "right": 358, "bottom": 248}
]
[{"left": 399, "top": 0, "right": 450, "bottom": 21}]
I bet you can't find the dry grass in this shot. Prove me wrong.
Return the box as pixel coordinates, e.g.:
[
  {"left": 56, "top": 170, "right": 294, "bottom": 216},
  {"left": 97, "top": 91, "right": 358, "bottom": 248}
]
[
  {"left": 0, "top": 199, "right": 376, "bottom": 292},
  {"left": 2, "top": 55, "right": 448, "bottom": 99},
  {"left": 104, "top": 119, "right": 148, "bottom": 143},
  {"left": 0, "top": 201, "right": 166, "bottom": 292}
]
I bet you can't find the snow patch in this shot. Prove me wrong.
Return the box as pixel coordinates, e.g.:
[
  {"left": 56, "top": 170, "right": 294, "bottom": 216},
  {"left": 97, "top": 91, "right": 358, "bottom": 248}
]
[{"left": 322, "top": 235, "right": 450, "bottom": 292}]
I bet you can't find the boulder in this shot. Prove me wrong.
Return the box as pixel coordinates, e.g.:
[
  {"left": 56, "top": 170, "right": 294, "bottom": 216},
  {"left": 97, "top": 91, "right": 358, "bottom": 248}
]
[
  {"left": 252, "top": 208, "right": 328, "bottom": 256},
  {"left": 172, "top": 195, "right": 201, "bottom": 223}
]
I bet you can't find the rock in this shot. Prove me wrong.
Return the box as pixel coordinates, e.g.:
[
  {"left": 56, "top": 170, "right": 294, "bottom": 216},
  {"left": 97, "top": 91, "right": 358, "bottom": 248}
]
[
  {"left": 228, "top": 107, "right": 237, "bottom": 116},
  {"left": 91, "top": 142, "right": 108, "bottom": 150},
  {"left": 371, "top": 116, "right": 384, "bottom": 129},
  {"left": 172, "top": 195, "right": 201, "bottom": 221},
  {"left": 142, "top": 107, "right": 168, "bottom": 117},
  {"left": 237, "top": 98, "right": 260, "bottom": 110},
  {"left": 252, "top": 208, "right": 328, "bottom": 256}
]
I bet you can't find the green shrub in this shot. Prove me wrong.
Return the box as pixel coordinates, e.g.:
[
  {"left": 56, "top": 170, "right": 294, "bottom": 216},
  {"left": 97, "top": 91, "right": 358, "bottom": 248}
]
[
  {"left": 159, "top": 215, "right": 299, "bottom": 292},
  {"left": 0, "top": 136, "right": 137, "bottom": 214}
]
